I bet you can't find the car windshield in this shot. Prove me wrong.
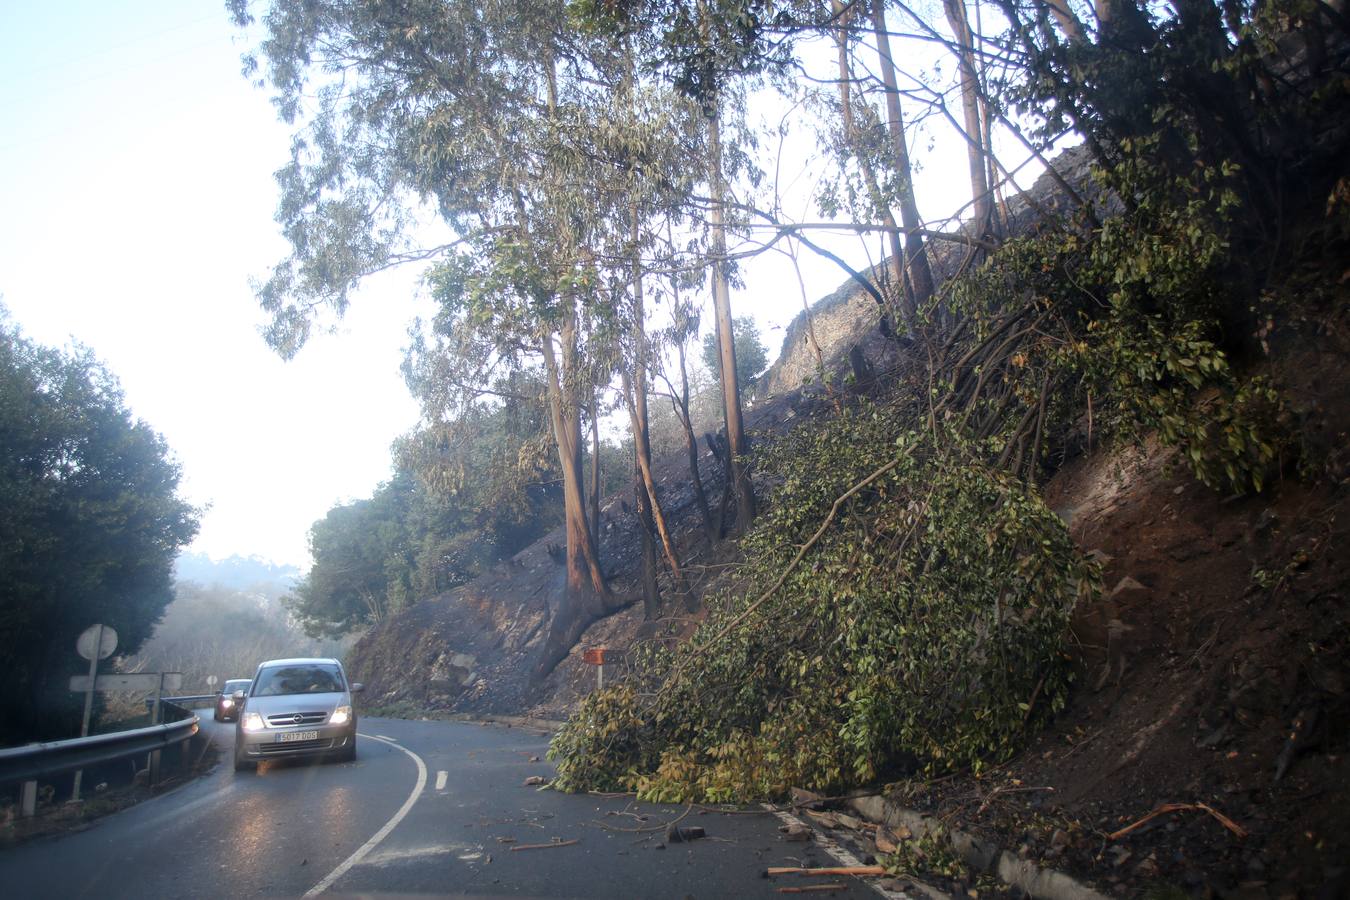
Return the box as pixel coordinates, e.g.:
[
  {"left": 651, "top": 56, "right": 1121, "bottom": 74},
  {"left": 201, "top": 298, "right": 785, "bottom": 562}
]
[
  {"left": 224, "top": 680, "right": 250, "bottom": 693},
  {"left": 251, "top": 665, "right": 344, "bottom": 697}
]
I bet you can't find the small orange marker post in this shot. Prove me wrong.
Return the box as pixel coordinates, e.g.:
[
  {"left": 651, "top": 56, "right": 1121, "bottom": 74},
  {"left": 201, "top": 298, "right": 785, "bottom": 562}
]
[{"left": 581, "top": 647, "right": 607, "bottom": 689}]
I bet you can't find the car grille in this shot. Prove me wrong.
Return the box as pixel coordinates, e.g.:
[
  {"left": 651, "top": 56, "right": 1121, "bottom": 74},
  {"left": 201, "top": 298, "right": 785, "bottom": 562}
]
[
  {"left": 265, "top": 711, "right": 328, "bottom": 726},
  {"left": 259, "top": 739, "right": 335, "bottom": 755}
]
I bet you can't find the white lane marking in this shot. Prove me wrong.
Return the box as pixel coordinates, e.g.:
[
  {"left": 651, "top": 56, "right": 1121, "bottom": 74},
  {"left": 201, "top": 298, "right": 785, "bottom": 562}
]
[
  {"left": 374, "top": 734, "right": 395, "bottom": 740},
  {"left": 763, "top": 804, "right": 910, "bottom": 899},
  {"left": 435, "top": 770, "right": 448, "bottom": 791},
  {"left": 303, "top": 733, "right": 428, "bottom": 898}
]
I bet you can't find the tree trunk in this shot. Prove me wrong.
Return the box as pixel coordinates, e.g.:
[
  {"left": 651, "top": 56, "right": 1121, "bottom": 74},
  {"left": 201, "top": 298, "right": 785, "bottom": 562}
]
[
  {"left": 535, "top": 314, "right": 620, "bottom": 679},
  {"left": 832, "top": 0, "right": 907, "bottom": 326},
  {"left": 870, "top": 0, "right": 935, "bottom": 318},
  {"left": 706, "top": 105, "right": 757, "bottom": 533},
  {"left": 588, "top": 392, "right": 602, "bottom": 550},
  {"left": 943, "top": 0, "right": 994, "bottom": 244},
  {"left": 633, "top": 463, "right": 662, "bottom": 620},
  {"left": 672, "top": 338, "right": 716, "bottom": 543},
  {"left": 625, "top": 201, "right": 694, "bottom": 608}
]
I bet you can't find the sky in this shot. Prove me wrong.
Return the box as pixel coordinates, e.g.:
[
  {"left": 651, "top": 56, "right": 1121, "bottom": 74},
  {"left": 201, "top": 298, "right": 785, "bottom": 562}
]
[
  {"left": 1, "top": 1, "right": 434, "bottom": 568},
  {"left": 0, "top": 1, "right": 1029, "bottom": 569}
]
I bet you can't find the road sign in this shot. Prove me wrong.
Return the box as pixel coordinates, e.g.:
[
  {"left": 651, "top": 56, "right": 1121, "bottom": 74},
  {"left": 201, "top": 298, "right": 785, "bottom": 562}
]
[
  {"left": 76, "top": 624, "right": 118, "bottom": 661},
  {"left": 69, "top": 672, "right": 183, "bottom": 692},
  {"left": 582, "top": 647, "right": 607, "bottom": 665},
  {"left": 206, "top": 675, "right": 218, "bottom": 687}
]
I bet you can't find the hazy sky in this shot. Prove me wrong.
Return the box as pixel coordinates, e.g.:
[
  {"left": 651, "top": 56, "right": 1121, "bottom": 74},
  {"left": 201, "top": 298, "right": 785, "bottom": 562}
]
[{"left": 1, "top": 1, "right": 1010, "bottom": 569}]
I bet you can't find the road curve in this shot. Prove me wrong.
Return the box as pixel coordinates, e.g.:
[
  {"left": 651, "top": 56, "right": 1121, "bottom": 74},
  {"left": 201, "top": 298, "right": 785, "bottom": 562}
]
[{"left": 0, "top": 716, "right": 890, "bottom": 899}]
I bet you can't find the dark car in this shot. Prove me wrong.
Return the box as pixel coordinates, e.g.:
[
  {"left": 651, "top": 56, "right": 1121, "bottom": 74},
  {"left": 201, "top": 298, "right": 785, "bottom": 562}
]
[{"left": 214, "top": 679, "right": 253, "bottom": 722}]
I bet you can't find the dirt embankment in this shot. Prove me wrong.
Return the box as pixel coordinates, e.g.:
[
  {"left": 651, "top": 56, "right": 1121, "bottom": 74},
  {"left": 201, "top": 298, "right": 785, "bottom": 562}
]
[{"left": 345, "top": 152, "right": 1349, "bottom": 897}]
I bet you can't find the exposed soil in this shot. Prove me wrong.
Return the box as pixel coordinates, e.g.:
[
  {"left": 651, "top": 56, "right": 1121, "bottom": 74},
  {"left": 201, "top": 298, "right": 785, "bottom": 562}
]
[
  {"left": 343, "top": 164, "right": 1350, "bottom": 898},
  {"left": 873, "top": 309, "right": 1350, "bottom": 898}
]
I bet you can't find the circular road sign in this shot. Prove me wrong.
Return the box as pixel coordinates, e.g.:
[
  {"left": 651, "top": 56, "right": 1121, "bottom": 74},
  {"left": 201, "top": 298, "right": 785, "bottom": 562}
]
[
  {"left": 76, "top": 624, "right": 118, "bottom": 661},
  {"left": 206, "top": 675, "right": 218, "bottom": 687}
]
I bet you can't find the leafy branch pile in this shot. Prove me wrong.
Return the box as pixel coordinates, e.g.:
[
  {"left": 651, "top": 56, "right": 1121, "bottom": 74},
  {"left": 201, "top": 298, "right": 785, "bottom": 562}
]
[{"left": 549, "top": 147, "right": 1305, "bottom": 801}]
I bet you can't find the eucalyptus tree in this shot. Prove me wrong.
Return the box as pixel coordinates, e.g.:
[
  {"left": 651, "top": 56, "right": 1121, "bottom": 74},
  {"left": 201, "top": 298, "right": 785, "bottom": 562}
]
[
  {"left": 230, "top": 0, "right": 648, "bottom": 675},
  {"left": 573, "top": 0, "right": 802, "bottom": 535}
]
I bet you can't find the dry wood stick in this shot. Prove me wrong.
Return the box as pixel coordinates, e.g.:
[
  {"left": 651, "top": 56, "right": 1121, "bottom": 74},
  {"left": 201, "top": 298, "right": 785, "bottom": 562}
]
[
  {"left": 509, "top": 838, "right": 580, "bottom": 851},
  {"left": 766, "top": 865, "right": 887, "bottom": 876},
  {"left": 1108, "top": 802, "right": 1248, "bottom": 841}
]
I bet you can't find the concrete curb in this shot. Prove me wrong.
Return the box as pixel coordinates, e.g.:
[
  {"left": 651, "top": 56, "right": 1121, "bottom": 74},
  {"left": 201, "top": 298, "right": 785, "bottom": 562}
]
[{"left": 848, "top": 796, "right": 1112, "bottom": 900}]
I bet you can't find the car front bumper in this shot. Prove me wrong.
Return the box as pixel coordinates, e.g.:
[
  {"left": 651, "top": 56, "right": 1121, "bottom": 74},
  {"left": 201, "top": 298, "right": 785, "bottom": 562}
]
[{"left": 237, "top": 722, "right": 356, "bottom": 760}]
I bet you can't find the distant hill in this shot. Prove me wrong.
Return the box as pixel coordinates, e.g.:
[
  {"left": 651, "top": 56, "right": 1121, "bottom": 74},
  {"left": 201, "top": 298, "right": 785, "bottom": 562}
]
[{"left": 173, "top": 552, "right": 301, "bottom": 594}]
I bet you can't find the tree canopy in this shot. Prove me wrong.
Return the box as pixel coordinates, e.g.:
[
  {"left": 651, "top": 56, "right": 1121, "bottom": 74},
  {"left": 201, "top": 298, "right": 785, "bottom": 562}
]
[
  {"left": 0, "top": 311, "right": 199, "bottom": 743},
  {"left": 701, "top": 315, "right": 768, "bottom": 390}
]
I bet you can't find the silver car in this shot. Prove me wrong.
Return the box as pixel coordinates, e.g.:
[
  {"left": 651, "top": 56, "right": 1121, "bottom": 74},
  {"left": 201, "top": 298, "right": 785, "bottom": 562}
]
[{"left": 232, "top": 657, "right": 363, "bottom": 771}]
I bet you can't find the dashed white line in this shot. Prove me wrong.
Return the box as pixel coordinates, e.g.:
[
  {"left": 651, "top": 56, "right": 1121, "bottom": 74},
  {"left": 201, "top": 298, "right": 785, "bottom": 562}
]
[
  {"left": 435, "top": 770, "right": 448, "bottom": 791},
  {"left": 303, "top": 733, "right": 427, "bottom": 897}
]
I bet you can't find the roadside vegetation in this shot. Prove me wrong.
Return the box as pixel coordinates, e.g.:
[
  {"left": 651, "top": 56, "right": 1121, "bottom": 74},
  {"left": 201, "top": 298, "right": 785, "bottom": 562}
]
[
  {"left": 0, "top": 312, "right": 198, "bottom": 745},
  {"left": 228, "top": 0, "right": 1347, "bottom": 806}
]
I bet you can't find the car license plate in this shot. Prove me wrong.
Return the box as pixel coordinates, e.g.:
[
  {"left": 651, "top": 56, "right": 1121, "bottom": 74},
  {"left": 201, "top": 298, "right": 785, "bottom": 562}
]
[{"left": 276, "top": 730, "right": 319, "bottom": 743}]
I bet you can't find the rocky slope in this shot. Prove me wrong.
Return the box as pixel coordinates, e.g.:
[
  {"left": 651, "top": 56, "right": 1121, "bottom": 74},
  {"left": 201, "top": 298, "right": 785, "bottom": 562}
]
[{"left": 344, "top": 149, "right": 1350, "bottom": 895}]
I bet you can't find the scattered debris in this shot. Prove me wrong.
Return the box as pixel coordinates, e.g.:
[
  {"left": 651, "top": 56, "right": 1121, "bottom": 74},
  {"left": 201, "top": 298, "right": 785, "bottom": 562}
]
[
  {"left": 874, "top": 827, "right": 901, "bottom": 854},
  {"left": 766, "top": 865, "right": 887, "bottom": 877},
  {"left": 665, "top": 825, "right": 706, "bottom": 843},
  {"left": 804, "top": 810, "right": 841, "bottom": 829},
  {"left": 1274, "top": 705, "right": 1319, "bottom": 781},
  {"left": 779, "top": 823, "right": 813, "bottom": 842},
  {"left": 495, "top": 837, "right": 516, "bottom": 844},
  {"left": 791, "top": 788, "right": 825, "bottom": 807},
  {"left": 1108, "top": 802, "right": 1249, "bottom": 841},
  {"left": 523, "top": 775, "right": 547, "bottom": 786},
  {"left": 509, "top": 838, "right": 579, "bottom": 851}
]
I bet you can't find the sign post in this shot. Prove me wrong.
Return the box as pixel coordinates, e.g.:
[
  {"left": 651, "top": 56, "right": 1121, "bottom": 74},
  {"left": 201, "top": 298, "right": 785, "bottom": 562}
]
[
  {"left": 581, "top": 647, "right": 607, "bottom": 691},
  {"left": 71, "top": 624, "right": 117, "bottom": 802}
]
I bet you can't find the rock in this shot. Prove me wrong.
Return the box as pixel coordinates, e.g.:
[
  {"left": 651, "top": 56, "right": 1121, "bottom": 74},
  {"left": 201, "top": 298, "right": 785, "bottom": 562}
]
[
  {"left": 1050, "top": 828, "right": 1070, "bottom": 851},
  {"left": 1108, "top": 576, "right": 1150, "bottom": 603},
  {"left": 790, "top": 787, "right": 823, "bottom": 806},
  {"left": 779, "top": 823, "right": 812, "bottom": 842},
  {"left": 835, "top": 813, "right": 863, "bottom": 831},
  {"left": 666, "top": 825, "right": 705, "bottom": 843}
]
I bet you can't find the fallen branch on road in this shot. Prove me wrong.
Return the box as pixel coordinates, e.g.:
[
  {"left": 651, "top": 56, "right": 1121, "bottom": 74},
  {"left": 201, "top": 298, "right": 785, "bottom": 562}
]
[
  {"left": 765, "top": 865, "right": 887, "bottom": 877},
  {"left": 509, "top": 838, "right": 580, "bottom": 851}
]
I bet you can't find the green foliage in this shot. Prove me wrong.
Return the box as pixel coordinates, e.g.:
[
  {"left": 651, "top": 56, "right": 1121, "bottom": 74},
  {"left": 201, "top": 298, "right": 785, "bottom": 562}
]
[
  {"left": 291, "top": 399, "right": 568, "bottom": 638},
  {"left": 551, "top": 410, "right": 1095, "bottom": 799},
  {"left": 552, "top": 131, "right": 1307, "bottom": 804},
  {"left": 0, "top": 313, "right": 199, "bottom": 743},
  {"left": 700, "top": 314, "right": 768, "bottom": 390}
]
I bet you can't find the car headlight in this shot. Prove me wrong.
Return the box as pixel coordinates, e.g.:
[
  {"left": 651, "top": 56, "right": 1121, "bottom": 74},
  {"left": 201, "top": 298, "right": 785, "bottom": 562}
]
[
  {"left": 329, "top": 705, "right": 352, "bottom": 726},
  {"left": 241, "top": 712, "right": 266, "bottom": 732},
  {"left": 222, "top": 699, "right": 234, "bottom": 708}
]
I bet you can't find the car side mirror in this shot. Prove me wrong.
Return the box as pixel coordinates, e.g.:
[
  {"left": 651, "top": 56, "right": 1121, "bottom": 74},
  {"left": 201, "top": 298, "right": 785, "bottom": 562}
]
[
  {"left": 350, "top": 683, "right": 364, "bottom": 693},
  {"left": 232, "top": 690, "right": 246, "bottom": 702}
]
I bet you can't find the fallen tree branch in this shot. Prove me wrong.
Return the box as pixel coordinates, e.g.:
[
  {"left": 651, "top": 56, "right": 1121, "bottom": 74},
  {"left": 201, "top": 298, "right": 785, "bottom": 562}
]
[
  {"left": 1108, "top": 802, "right": 1248, "bottom": 841},
  {"left": 776, "top": 886, "right": 849, "bottom": 894},
  {"left": 766, "top": 865, "right": 887, "bottom": 876},
  {"left": 509, "top": 838, "right": 581, "bottom": 851}
]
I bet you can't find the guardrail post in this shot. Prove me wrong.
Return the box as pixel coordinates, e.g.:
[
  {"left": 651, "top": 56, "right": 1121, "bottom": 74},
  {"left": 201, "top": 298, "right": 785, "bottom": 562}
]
[
  {"left": 20, "top": 780, "right": 37, "bottom": 817},
  {"left": 147, "top": 673, "right": 164, "bottom": 786}
]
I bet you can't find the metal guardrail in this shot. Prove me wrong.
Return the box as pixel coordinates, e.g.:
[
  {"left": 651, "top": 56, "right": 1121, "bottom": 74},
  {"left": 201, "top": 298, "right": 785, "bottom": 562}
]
[{"left": 0, "top": 699, "right": 204, "bottom": 787}]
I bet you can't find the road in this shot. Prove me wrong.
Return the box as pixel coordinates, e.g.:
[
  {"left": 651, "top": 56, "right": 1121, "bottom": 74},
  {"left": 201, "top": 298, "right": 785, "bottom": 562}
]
[{"left": 0, "top": 715, "right": 897, "bottom": 898}]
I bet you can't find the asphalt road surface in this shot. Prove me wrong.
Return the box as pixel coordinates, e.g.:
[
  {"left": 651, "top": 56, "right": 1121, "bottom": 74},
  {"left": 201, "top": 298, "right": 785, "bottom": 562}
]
[{"left": 0, "top": 715, "right": 898, "bottom": 899}]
